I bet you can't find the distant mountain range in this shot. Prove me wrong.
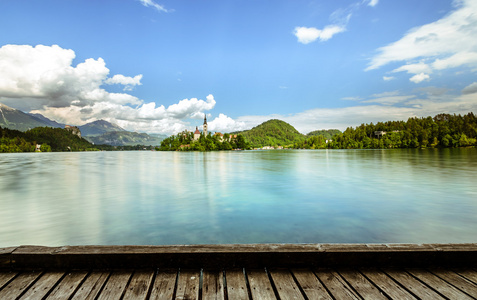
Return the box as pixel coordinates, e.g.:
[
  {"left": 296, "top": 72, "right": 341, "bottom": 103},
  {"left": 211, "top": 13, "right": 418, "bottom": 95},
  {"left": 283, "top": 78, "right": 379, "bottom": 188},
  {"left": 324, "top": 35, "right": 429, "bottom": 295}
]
[{"left": 0, "top": 103, "right": 166, "bottom": 146}]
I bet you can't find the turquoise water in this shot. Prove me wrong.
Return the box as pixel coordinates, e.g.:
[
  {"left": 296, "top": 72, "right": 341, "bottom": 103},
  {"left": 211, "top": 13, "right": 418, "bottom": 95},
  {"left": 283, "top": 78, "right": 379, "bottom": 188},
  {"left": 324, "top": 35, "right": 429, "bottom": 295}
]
[{"left": 1, "top": 149, "right": 476, "bottom": 246}]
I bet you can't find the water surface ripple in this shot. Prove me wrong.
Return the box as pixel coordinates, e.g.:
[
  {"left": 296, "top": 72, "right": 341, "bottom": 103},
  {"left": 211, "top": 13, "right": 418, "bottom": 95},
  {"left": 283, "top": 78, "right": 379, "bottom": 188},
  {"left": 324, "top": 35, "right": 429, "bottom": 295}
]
[{"left": 1, "top": 149, "right": 476, "bottom": 246}]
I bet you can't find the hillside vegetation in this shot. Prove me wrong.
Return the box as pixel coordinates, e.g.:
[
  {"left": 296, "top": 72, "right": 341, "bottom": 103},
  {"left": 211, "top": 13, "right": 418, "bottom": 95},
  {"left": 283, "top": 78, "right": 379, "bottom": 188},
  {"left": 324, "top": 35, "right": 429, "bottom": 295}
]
[
  {"left": 1, "top": 126, "right": 97, "bottom": 152},
  {"left": 236, "top": 119, "right": 304, "bottom": 147},
  {"left": 294, "top": 113, "right": 477, "bottom": 149}
]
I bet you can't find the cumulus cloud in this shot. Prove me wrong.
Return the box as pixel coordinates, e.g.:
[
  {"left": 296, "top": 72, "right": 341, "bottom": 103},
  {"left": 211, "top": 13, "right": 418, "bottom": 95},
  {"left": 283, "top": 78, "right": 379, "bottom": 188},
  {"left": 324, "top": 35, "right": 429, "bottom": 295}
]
[
  {"left": 366, "top": 0, "right": 477, "bottom": 82},
  {"left": 383, "top": 76, "right": 395, "bottom": 81},
  {"left": 139, "top": 0, "right": 170, "bottom": 13},
  {"left": 208, "top": 113, "right": 247, "bottom": 133},
  {"left": 294, "top": 25, "right": 346, "bottom": 44},
  {"left": 0, "top": 44, "right": 142, "bottom": 109},
  {"left": 462, "top": 82, "right": 477, "bottom": 95},
  {"left": 105, "top": 74, "right": 143, "bottom": 91},
  {"left": 0, "top": 44, "right": 217, "bottom": 134},
  {"left": 409, "top": 73, "right": 430, "bottom": 84}
]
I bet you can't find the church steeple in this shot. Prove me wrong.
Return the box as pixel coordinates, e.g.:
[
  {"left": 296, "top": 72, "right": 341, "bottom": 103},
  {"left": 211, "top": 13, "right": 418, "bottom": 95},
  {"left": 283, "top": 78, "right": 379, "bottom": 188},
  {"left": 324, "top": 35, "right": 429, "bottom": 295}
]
[{"left": 203, "top": 114, "right": 208, "bottom": 137}]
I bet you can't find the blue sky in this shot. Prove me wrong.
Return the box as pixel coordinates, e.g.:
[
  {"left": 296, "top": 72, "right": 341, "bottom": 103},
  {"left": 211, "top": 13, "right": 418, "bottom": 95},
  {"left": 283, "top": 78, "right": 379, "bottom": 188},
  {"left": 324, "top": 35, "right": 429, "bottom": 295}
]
[{"left": 1, "top": 0, "right": 476, "bottom": 134}]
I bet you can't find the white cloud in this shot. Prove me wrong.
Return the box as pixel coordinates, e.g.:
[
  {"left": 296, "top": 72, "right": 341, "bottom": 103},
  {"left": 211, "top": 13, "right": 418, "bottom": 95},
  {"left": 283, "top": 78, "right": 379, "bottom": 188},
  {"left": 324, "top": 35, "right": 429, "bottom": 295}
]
[
  {"left": 230, "top": 91, "right": 477, "bottom": 134},
  {"left": 409, "top": 73, "right": 430, "bottom": 84},
  {"left": 462, "top": 82, "right": 477, "bottom": 94},
  {"left": 208, "top": 113, "right": 247, "bottom": 133},
  {"left": 383, "top": 76, "right": 395, "bottom": 81},
  {"left": 105, "top": 74, "right": 143, "bottom": 91},
  {"left": 0, "top": 44, "right": 218, "bottom": 134},
  {"left": 368, "top": 0, "right": 379, "bottom": 7},
  {"left": 392, "top": 62, "right": 432, "bottom": 74},
  {"left": 294, "top": 25, "right": 346, "bottom": 44},
  {"left": 139, "top": 0, "right": 169, "bottom": 13},
  {"left": 366, "top": 0, "right": 477, "bottom": 72},
  {"left": 0, "top": 44, "right": 142, "bottom": 108}
]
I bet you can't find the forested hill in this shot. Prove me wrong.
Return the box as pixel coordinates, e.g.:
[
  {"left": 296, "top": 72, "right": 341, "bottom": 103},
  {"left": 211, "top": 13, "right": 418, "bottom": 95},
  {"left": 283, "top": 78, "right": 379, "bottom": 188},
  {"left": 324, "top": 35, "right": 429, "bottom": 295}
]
[
  {"left": 0, "top": 126, "right": 98, "bottom": 152},
  {"left": 235, "top": 119, "right": 304, "bottom": 147},
  {"left": 235, "top": 119, "right": 340, "bottom": 148}
]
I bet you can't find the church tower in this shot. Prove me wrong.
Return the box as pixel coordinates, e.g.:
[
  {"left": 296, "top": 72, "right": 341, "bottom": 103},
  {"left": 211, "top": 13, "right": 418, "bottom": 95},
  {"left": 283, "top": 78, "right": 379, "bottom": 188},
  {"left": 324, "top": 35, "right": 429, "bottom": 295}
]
[{"left": 203, "top": 114, "right": 208, "bottom": 137}]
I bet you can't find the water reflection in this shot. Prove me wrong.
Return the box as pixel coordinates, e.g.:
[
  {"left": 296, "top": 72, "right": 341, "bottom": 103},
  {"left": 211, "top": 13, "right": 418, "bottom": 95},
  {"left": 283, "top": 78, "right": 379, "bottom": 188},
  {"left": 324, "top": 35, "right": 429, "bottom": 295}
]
[{"left": 1, "top": 149, "right": 476, "bottom": 246}]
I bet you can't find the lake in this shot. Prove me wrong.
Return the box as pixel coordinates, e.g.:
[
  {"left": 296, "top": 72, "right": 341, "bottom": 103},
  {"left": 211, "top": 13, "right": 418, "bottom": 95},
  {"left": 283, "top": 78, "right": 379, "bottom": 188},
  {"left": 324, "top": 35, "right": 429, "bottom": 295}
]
[{"left": 1, "top": 148, "right": 476, "bottom": 246}]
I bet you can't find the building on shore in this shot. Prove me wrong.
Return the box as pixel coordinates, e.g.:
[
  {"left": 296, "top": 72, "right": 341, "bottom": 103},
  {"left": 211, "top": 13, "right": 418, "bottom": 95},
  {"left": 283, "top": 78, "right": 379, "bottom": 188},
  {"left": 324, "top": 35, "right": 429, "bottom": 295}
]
[{"left": 193, "top": 115, "right": 208, "bottom": 141}]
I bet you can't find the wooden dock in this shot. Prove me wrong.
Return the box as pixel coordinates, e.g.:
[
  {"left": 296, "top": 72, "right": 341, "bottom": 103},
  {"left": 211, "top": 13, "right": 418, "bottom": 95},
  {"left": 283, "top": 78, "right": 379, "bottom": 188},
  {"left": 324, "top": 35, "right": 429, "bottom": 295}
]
[{"left": 1, "top": 244, "right": 477, "bottom": 299}]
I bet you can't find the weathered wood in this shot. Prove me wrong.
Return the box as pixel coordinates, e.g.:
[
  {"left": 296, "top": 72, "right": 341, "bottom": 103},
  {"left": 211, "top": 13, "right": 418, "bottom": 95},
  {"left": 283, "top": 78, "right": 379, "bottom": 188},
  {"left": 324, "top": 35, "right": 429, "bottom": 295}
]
[
  {"left": 429, "top": 268, "right": 477, "bottom": 298},
  {"left": 202, "top": 270, "right": 225, "bottom": 300},
  {"left": 224, "top": 269, "right": 249, "bottom": 300},
  {"left": 0, "top": 271, "right": 42, "bottom": 299},
  {"left": 0, "top": 271, "right": 18, "bottom": 289},
  {"left": 8, "top": 244, "right": 477, "bottom": 269},
  {"left": 384, "top": 269, "right": 445, "bottom": 299},
  {"left": 71, "top": 271, "right": 110, "bottom": 300},
  {"left": 246, "top": 269, "right": 276, "bottom": 300},
  {"left": 19, "top": 271, "right": 64, "bottom": 299},
  {"left": 46, "top": 271, "right": 88, "bottom": 299},
  {"left": 455, "top": 269, "right": 477, "bottom": 284},
  {"left": 407, "top": 268, "right": 473, "bottom": 299},
  {"left": 314, "top": 269, "right": 360, "bottom": 300},
  {"left": 360, "top": 269, "right": 417, "bottom": 299},
  {"left": 175, "top": 269, "right": 199, "bottom": 300},
  {"left": 291, "top": 269, "right": 332, "bottom": 300},
  {"left": 96, "top": 270, "right": 132, "bottom": 300},
  {"left": 149, "top": 269, "right": 177, "bottom": 300},
  {"left": 268, "top": 269, "right": 304, "bottom": 300},
  {"left": 338, "top": 269, "right": 387, "bottom": 299},
  {"left": 123, "top": 270, "right": 154, "bottom": 300}
]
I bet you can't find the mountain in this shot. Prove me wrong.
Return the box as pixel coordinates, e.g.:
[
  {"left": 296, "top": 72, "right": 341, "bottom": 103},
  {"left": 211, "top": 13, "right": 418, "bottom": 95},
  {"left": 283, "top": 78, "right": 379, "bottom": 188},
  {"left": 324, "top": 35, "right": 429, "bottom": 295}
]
[
  {"left": 236, "top": 119, "right": 305, "bottom": 147},
  {"left": 28, "top": 113, "right": 65, "bottom": 128},
  {"left": 85, "top": 131, "right": 165, "bottom": 146},
  {"left": 0, "top": 103, "right": 48, "bottom": 131},
  {"left": 78, "top": 120, "right": 126, "bottom": 136}
]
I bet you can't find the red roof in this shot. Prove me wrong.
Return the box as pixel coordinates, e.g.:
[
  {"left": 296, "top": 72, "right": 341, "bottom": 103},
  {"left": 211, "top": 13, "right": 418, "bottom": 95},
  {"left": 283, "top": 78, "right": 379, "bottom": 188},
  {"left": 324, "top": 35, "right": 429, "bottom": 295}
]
[{"left": 194, "top": 127, "right": 200, "bottom": 134}]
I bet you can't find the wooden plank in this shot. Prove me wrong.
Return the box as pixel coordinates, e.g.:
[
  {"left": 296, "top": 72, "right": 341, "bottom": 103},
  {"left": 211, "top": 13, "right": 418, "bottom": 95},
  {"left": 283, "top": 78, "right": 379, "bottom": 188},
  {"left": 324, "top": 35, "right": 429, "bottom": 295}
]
[
  {"left": 0, "top": 271, "right": 42, "bottom": 299},
  {"left": 71, "top": 271, "right": 110, "bottom": 300},
  {"left": 47, "top": 271, "right": 89, "bottom": 299},
  {"left": 384, "top": 269, "right": 445, "bottom": 300},
  {"left": 19, "top": 271, "right": 64, "bottom": 299},
  {"left": 429, "top": 268, "right": 477, "bottom": 298},
  {"left": 122, "top": 270, "right": 154, "bottom": 300},
  {"left": 96, "top": 270, "right": 132, "bottom": 300},
  {"left": 360, "top": 269, "right": 417, "bottom": 299},
  {"left": 149, "top": 269, "right": 177, "bottom": 300},
  {"left": 455, "top": 269, "right": 477, "bottom": 284},
  {"left": 246, "top": 269, "right": 276, "bottom": 300},
  {"left": 175, "top": 269, "right": 199, "bottom": 300},
  {"left": 224, "top": 269, "right": 249, "bottom": 300},
  {"left": 269, "top": 269, "right": 304, "bottom": 300},
  {"left": 291, "top": 269, "right": 332, "bottom": 300},
  {"left": 202, "top": 270, "right": 225, "bottom": 300},
  {"left": 0, "top": 271, "right": 18, "bottom": 289},
  {"left": 407, "top": 269, "right": 473, "bottom": 299},
  {"left": 314, "top": 269, "right": 360, "bottom": 300},
  {"left": 338, "top": 269, "right": 387, "bottom": 299}
]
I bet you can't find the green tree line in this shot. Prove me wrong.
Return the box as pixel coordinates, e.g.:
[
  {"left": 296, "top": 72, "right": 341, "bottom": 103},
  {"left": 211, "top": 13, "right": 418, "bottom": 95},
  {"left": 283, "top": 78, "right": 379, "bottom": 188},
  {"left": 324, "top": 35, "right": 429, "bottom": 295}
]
[
  {"left": 158, "top": 131, "right": 249, "bottom": 151},
  {"left": 293, "top": 113, "right": 477, "bottom": 149},
  {"left": 0, "top": 126, "right": 99, "bottom": 152}
]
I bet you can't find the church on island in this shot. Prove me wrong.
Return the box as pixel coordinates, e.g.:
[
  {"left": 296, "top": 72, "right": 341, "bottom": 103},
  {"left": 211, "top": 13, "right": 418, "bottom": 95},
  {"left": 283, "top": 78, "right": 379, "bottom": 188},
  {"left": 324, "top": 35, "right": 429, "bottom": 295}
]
[
  {"left": 193, "top": 115, "right": 208, "bottom": 141},
  {"left": 191, "top": 115, "right": 235, "bottom": 142}
]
